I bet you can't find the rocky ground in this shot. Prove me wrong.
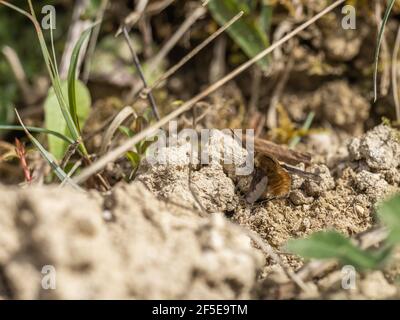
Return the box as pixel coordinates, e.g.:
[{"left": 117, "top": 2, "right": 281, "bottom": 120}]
[{"left": 1, "top": 123, "right": 399, "bottom": 300}]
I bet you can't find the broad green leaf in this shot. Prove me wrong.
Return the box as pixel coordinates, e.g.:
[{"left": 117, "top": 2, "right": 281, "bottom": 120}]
[
  {"left": 45, "top": 80, "right": 91, "bottom": 160},
  {"left": 378, "top": 195, "right": 400, "bottom": 244},
  {"left": 286, "top": 231, "right": 391, "bottom": 271},
  {"left": 208, "top": 0, "right": 269, "bottom": 70}
]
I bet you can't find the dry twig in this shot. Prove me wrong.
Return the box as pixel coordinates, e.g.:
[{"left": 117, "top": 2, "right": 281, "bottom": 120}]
[{"left": 122, "top": 26, "right": 161, "bottom": 120}]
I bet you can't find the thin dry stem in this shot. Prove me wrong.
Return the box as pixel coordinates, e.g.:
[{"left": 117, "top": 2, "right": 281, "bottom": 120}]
[
  {"left": 122, "top": 26, "right": 161, "bottom": 120},
  {"left": 100, "top": 106, "right": 137, "bottom": 155}
]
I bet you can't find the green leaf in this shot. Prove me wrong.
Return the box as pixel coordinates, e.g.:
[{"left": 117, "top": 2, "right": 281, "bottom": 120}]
[
  {"left": 286, "top": 231, "right": 390, "bottom": 271},
  {"left": 118, "top": 125, "right": 134, "bottom": 138},
  {"left": 45, "top": 80, "right": 91, "bottom": 160},
  {"left": 378, "top": 195, "right": 400, "bottom": 244},
  {"left": 126, "top": 151, "right": 141, "bottom": 167},
  {"left": 0, "top": 125, "right": 74, "bottom": 144},
  {"left": 68, "top": 25, "right": 95, "bottom": 132},
  {"left": 208, "top": 0, "right": 269, "bottom": 70},
  {"left": 373, "top": 0, "right": 396, "bottom": 101}
]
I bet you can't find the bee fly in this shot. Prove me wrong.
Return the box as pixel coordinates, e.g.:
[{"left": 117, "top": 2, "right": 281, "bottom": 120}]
[{"left": 245, "top": 152, "right": 321, "bottom": 204}]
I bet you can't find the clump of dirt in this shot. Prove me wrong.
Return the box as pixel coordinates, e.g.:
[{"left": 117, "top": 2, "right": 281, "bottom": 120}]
[
  {"left": 0, "top": 183, "right": 263, "bottom": 299},
  {"left": 348, "top": 124, "right": 400, "bottom": 171},
  {"left": 136, "top": 129, "right": 247, "bottom": 212}
]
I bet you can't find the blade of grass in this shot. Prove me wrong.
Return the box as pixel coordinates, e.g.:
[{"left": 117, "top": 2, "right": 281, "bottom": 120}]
[
  {"left": 289, "top": 111, "right": 315, "bottom": 149},
  {"left": 68, "top": 23, "right": 99, "bottom": 132},
  {"left": 373, "top": 0, "right": 396, "bottom": 102},
  {"left": 0, "top": 125, "right": 75, "bottom": 144},
  {"left": 15, "top": 110, "right": 84, "bottom": 191},
  {"left": 49, "top": 10, "right": 60, "bottom": 83}
]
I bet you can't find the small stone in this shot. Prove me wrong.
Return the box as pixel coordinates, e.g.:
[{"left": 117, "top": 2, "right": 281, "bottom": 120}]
[
  {"left": 102, "top": 210, "right": 113, "bottom": 221},
  {"left": 354, "top": 205, "right": 364, "bottom": 216},
  {"left": 360, "top": 271, "right": 397, "bottom": 299},
  {"left": 289, "top": 190, "right": 314, "bottom": 206}
]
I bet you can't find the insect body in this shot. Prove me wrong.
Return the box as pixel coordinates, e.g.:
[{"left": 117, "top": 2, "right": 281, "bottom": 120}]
[
  {"left": 246, "top": 154, "right": 291, "bottom": 203},
  {"left": 245, "top": 153, "right": 321, "bottom": 204}
]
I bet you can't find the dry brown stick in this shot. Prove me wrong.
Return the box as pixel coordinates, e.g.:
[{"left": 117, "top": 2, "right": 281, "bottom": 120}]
[
  {"left": 115, "top": 0, "right": 149, "bottom": 36},
  {"left": 250, "top": 136, "right": 311, "bottom": 165},
  {"left": 61, "top": 140, "right": 80, "bottom": 169},
  {"left": 122, "top": 26, "right": 160, "bottom": 120},
  {"left": 73, "top": 0, "right": 346, "bottom": 185}
]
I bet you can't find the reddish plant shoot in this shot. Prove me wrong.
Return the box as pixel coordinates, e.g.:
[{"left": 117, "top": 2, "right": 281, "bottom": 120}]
[{"left": 15, "top": 138, "right": 32, "bottom": 183}]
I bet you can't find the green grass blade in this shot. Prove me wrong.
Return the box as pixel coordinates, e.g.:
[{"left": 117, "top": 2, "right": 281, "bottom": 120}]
[
  {"left": 0, "top": 125, "right": 75, "bottom": 144},
  {"left": 49, "top": 12, "right": 60, "bottom": 80},
  {"left": 373, "top": 0, "right": 396, "bottom": 102},
  {"left": 289, "top": 111, "right": 315, "bottom": 149},
  {"left": 67, "top": 24, "right": 98, "bottom": 132}
]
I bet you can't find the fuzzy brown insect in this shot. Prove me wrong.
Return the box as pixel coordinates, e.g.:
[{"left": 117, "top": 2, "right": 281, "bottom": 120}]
[{"left": 245, "top": 148, "right": 320, "bottom": 204}]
